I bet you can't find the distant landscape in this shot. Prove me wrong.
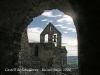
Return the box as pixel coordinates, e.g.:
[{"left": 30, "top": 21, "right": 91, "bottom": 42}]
[{"left": 67, "top": 56, "right": 78, "bottom": 68}]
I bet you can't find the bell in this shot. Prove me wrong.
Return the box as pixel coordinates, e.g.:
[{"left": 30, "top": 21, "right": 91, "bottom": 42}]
[
  {"left": 53, "top": 35, "right": 56, "bottom": 42},
  {"left": 54, "top": 35, "right": 56, "bottom": 39},
  {"left": 53, "top": 39, "right": 56, "bottom": 42}
]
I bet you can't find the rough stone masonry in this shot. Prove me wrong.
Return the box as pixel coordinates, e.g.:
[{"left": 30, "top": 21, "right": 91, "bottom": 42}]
[{"left": 28, "top": 23, "right": 67, "bottom": 75}]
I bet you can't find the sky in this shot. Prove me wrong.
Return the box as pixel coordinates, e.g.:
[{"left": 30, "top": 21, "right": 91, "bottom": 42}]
[{"left": 27, "top": 9, "right": 78, "bottom": 56}]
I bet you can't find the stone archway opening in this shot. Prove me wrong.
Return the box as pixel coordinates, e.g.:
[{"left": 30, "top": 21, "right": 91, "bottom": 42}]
[
  {"left": 27, "top": 9, "right": 78, "bottom": 70},
  {"left": 45, "top": 34, "right": 48, "bottom": 43},
  {"left": 0, "top": 1, "right": 79, "bottom": 75},
  {"left": 53, "top": 33, "right": 57, "bottom": 47},
  {"left": 28, "top": 9, "right": 78, "bottom": 56},
  {"left": 0, "top": 1, "right": 99, "bottom": 75}
]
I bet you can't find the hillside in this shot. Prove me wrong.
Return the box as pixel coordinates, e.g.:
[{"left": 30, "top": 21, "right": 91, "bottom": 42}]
[{"left": 67, "top": 56, "right": 78, "bottom": 68}]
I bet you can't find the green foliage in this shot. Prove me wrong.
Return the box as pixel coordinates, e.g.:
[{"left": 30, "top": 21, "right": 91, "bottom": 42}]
[{"left": 67, "top": 56, "right": 78, "bottom": 68}]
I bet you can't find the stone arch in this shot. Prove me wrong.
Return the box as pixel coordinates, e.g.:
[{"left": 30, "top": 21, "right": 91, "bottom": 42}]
[
  {"left": 44, "top": 34, "right": 48, "bottom": 43},
  {"left": 0, "top": 1, "right": 77, "bottom": 75},
  {"left": 40, "top": 23, "right": 62, "bottom": 47},
  {"left": 0, "top": 0, "right": 100, "bottom": 75}
]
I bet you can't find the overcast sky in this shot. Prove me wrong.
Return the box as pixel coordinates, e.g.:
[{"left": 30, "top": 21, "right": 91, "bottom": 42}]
[{"left": 27, "top": 9, "right": 78, "bottom": 56}]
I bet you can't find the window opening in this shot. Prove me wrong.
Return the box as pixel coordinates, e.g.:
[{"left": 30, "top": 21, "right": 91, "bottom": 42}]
[{"left": 35, "top": 45, "right": 39, "bottom": 56}]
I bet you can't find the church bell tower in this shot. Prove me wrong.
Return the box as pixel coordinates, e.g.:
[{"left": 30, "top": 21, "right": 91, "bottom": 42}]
[{"left": 40, "top": 23, "right": 61, "bottom": 47}]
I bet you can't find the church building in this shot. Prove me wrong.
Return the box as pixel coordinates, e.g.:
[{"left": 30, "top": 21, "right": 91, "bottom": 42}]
[{"left": 29, "top": 23, "right": 67, "bottom": 72}]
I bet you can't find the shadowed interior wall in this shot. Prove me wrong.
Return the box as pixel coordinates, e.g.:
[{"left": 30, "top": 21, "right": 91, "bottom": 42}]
[{"left": 0, "top": 0, "right": 100, "bottom": 75}]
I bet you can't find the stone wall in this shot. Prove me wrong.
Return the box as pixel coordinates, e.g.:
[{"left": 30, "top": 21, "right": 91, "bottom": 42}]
[
  {"left": 19, "top": 27, "right": 31, "bottom": 75},
  {"left": 29, "top": 43, "right": 67, "bottom": 70},
  {"left": 40, "top": 23, "right": 61, "bottom": 47}
]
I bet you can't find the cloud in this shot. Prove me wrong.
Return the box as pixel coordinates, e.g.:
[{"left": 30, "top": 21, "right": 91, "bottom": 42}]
[
  {"left": 27, "top": 27, "right": 43, "bottom": 42},
  {"left": 62, "top": 36, "right": 78, "bottom": 56},
  {"left": 57, "top": 18, "right": 66, "bottom": 23},
  {"left": 57, "top": 15, "right": 73, "bottom": 23},
  {"left": 55, "top": 24, "right": 63, "bottom": 27},
  {"left": 63, "top": 15, "right": 73, "bottom": 22},
  {"left": 41, "top": 19, "right": 48, "bottom": 21},
  {"left": 55, "top": 24, "right": 76, "bottom": 33},
  {"left": 63, "top": 15, "right": 68, "bottom": 17},
  {"left": 41, "top": 19, "right": 53, "bottom": 23},
  {"left": 55, "top": 14, "right": 62, "bottom": 17},
  {"left": 62, "top": 36, "right": 77, "bottom": 47},
  {"left": 41, "top": 11, "right": 62, "bottom": 17},
  {"left": 61, "top": 26, "right": 68, "bottom": 29},
  {"left": 64, "top": 31, "right": 68, "bottom": 34},
  {"left": 67, "top": 23, "right": 72, "bottom": 24},
  {"left": 41, "top": 19, "right": 53, "bottom": 25},
  {"left": 67, "top": 51, "right": 78, "bottom": 56},
  {"left": 55, "top": 24, "right": 68, "bottom": 29},
  {"left": 27, "top": 27, "right": 49, "bottom": 43},
  {"left": 67, "top": 27, "right": 76, "bottom": 32}
]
